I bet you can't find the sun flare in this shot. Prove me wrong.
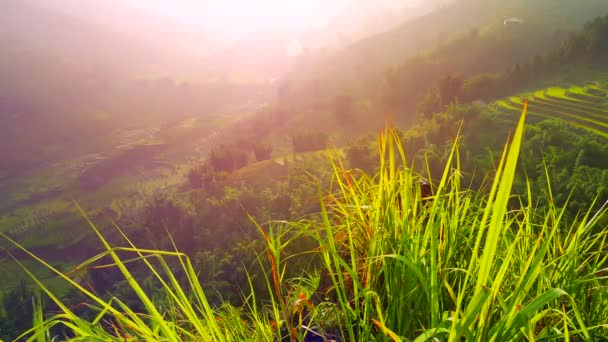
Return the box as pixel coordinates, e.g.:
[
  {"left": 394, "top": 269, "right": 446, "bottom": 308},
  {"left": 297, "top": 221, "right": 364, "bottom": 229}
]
[{"left": 133, "top": 0, "right": 343, "bottom": 37}]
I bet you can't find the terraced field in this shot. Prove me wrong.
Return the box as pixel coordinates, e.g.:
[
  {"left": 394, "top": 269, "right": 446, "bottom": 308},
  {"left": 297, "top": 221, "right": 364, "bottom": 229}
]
[{"left": 493, "top": 83, "right": 608, "bottom": 137}]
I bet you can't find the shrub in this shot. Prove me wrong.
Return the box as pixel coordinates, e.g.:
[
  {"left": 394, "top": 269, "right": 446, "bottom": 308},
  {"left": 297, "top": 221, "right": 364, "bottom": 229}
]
[
  {"left": 253, "top": 142, "right": 272, "bottom": 162},
  {"left": 187, "top": 163, "right": 226, "bottom": 196},
  {"left": 345, "top": 139, "right": 376, "bottom": 174},
  {"left": 209, "top": 145, "right": 248, "bottom": 172},
  {"left": 333, "top": 94, "right": 354, "bottom": 123},
  {"left": 292, "top": 131, "right": 329, "bottom": 153}
]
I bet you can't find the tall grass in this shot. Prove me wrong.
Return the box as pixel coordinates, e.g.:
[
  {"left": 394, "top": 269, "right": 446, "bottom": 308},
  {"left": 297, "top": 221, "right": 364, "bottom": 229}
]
[{"left": 2, "top": 103, "right": 608, "bottom": 341}]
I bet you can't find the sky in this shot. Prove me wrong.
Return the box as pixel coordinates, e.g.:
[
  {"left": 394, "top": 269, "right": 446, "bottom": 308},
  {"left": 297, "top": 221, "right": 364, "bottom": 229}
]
[
  {"left": 124, "top": 0, "right": 410, "bottom": 37},
  {"left": 25, "top": 0, "right": 422, "bottom": 54}
]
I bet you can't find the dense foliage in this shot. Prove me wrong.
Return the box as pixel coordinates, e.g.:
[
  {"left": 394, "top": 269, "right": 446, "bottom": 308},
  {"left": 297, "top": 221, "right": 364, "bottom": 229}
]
[
  {"left": 413, "top": 14, "right": 608, "bottom": 119},
  {"left": 2, "top": 112, "right": 607, "bottom": 341},
  {"left": 292, "top": 131, "right": 329, "bottom": 154}
]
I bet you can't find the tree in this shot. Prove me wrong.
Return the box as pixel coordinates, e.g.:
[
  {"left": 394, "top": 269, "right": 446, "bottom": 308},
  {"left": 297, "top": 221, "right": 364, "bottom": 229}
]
[
  {"left": 292, "top": 131, "right": 329, "bottom": 154},
  {"left": 209, "top": 145, "right": 248, "bottom": 172},
  {"left": 416, "top": 90, "right": 442, "bottom": 117},
  {"left": 128, "top": 194, "right": 190, "bottom": 251},
  {"left": 530, "top": 53, "right": 545, "bottom": 78},
  {"left": 188, "top": 165, "right": 205, "bottom": 188},
  {"left": 333, "top": 95, "right": 354, "bottom": 123},
  {"left": 346, "top": 140, "right": 376, "bottom": 174},
  {"left": 1, "top": 280, "right": 35, "bottom": 341},
  {"left": 436, "top": 74, "right": 464, "bottom": 107},
  {"left": 462, "top": 73, "right": 502, "bottom": 102},
  {"left": 253, "top": 142, "right": 272, "bottom": 162},
  {"left": 417, "top": 74, "right": 465, "bottom": 117},
  {"left": 567, "top": 166, "right": 608, "bottom": 214},
  {"left": 187, "top": 163, "right": 226, "bottom": 195}
]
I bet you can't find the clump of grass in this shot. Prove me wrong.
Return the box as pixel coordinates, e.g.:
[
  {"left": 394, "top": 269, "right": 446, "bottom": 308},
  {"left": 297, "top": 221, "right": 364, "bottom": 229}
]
[
  {"left": 310, "top": 102, "right": 608, "bottom": 341},
  {"left": 2, "top": 103, "right": 607, "bottom": 341}
]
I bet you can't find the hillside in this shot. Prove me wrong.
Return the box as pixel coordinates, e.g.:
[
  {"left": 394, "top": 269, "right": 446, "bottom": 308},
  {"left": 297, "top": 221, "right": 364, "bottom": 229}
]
[
  {"left": 3, "top": 0, "right": 608, "bottom": 255},
  {"left": 495, "top": 83, "right": 608, "bottom": 137},
  {"left": 3, "top": 111, "right": 608, "bottom": 340},
  {"left": 0, "top": 1, "right": 275, "bottom": 177},
  {"left": 282, "top": 0, "right": 608, "bottom": 117}
]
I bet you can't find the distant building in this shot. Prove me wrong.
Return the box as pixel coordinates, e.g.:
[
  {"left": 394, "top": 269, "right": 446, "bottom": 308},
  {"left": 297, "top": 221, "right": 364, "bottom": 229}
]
[{"left": 504, "top": 17, "right": 524, "bottom": 25}]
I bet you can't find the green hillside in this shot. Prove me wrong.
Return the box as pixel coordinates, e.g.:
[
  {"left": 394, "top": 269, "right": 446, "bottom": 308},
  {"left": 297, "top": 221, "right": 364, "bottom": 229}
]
[
  {"left": 283, "top": 0, "right": 608, "bottom": 115},
  {"left": 3, "top": 114, "right": 608, "bottom": 340}
]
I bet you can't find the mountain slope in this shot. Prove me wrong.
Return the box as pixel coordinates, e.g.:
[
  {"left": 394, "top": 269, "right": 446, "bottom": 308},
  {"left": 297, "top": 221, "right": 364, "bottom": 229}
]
[{"left": 283, "top": 0, "right": 608, "bottom": 114}]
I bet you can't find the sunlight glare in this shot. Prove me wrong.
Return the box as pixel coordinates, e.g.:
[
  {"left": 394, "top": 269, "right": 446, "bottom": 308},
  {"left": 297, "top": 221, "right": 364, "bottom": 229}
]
[{"left": 133, "top": 0, "right": 343, "bottom": 37}]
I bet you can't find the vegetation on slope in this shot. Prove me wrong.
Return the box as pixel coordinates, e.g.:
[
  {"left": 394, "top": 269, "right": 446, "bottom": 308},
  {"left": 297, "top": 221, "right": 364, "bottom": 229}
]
[
  {"left": 282, "top": 0, "right": 608, "bottom": 122},
  {"left": 2, "top": 105, "right": 607, "bottom": 341}
]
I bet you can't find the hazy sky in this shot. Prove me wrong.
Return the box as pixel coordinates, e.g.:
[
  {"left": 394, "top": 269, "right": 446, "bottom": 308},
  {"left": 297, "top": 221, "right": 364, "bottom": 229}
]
[
  {"left": 125, "top": 0, "right": 411, "bottom": 37},
  {"left": 27, "top": 0, "right": 422, "bottom": 46}
]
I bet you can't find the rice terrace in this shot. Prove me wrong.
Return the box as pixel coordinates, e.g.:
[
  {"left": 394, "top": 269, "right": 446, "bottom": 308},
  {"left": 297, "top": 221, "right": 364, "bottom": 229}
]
[{"left": 495, "top": 83, "right": 608, "bottom": 136}]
